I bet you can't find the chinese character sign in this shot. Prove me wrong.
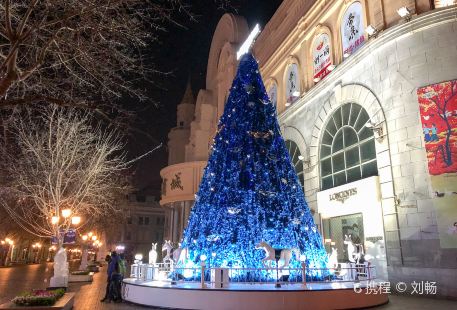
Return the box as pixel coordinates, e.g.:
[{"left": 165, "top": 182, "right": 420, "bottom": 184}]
[
  {"left": 286, "top": 63, "right": 299, "bottom": 103},
  {"left": 417, "top": 80, "right": 457, "bottom": 175},
  {"left": 341, "top": 2, "right": 365, "bottom": 56},
  {"left": 268, "top": 83, "right": 278, "bottom": 107},
  {"left": 312, "top": 33, "right": 332, "bottom": 80}
]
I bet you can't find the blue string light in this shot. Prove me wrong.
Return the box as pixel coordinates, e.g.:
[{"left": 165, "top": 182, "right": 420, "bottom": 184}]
[{"left": 180, "top": 53, "right": 329, "bottom": 281}]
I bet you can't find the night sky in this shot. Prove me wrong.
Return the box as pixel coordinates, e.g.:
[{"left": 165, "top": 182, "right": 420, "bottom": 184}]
[{"left": 129, "top": 1, "right": 283, "bottom": 197}]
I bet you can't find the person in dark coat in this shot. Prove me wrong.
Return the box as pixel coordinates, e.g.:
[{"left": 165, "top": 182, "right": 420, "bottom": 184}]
[{"left": 100, "top": 251, "right": 118, "bottom": 302}]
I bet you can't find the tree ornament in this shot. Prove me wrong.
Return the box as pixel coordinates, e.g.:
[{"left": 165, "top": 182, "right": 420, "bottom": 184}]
[
  {"left": 227, "top": 207, "right": 242, "bottom": 215},
  {"left": 244, "top": 84, "right": 255, "bottom": 94}
]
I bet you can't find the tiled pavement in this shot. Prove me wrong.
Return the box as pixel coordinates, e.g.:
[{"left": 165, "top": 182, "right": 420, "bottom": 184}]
[
  {"left": 0, "top": 262, "right": 58, "bottom": 305},
  {"left": 70, "top": 266, "right": 158, "bottom": 310}
]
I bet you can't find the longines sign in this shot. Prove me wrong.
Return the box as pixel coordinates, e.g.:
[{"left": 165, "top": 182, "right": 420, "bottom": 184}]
[
  {"left": 317, "top": 176, "right": 381, "bottom": 218},
  {"left": 329, "top": 187, "right": 357, "bottom": 203}
]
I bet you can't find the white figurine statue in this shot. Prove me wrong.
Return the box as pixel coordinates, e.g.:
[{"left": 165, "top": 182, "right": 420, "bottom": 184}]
[
  {"left": 161, "top": 240, "right": 188, "bottom": 265},
  {"left": 327, "top": 247, "right": 338, "bottom": 269},
  {"left": 50, "top": 247, "right": 69, "bottom": 287},
  {"left": 344, "top": 234, "right": 364, "bottom": 264},
  {"left": 255, "top": 241, "right": 300, "bottom": 269},
  {"left": 149, "top": 243, "right": 158, "bottom": 265}
]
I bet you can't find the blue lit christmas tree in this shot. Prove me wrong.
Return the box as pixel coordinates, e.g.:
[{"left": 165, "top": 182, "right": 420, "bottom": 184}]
[{"left": 181, "top": 53, "right": 328, "bottom": 280}]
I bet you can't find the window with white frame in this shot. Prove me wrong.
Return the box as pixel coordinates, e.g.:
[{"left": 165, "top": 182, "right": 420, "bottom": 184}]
[
  {"left": 320, "top": 103, "right": 377, "bottom": 190},
  {"left": 285, "top": 140, "right": 305, "bottom": 192}
]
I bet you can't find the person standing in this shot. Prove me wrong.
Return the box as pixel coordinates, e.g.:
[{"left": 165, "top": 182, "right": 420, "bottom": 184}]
[
  {"left": 100, "top": 251, "right": 118, "bottom": 302},
  {"left": 114, "top": 253, "right": 127, "bottom": 302}
]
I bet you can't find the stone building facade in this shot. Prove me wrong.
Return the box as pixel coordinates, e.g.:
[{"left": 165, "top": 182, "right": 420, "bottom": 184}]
[
  {"left": 109, "top": 194, "right": 165, "bottom": 260},
  {"left": 161, "top": 0, "right": 457, "bottom": 297}
]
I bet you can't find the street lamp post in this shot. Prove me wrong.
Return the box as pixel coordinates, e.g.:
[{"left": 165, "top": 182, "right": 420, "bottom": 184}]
[
  {"left": 80, "top": 234, "right": 89, "bottom": 271},
  {"left": 31, "top": 243, "right": 43, "bottom": 263},
  {"left": 49, "top": 208, "right": 81, "bottom": 288},
  {"left": 79, "top": 232, "right": 101, "bottom": 270},
  {"left": 3, "top": 238, "right": 14, "bottom": 266}
]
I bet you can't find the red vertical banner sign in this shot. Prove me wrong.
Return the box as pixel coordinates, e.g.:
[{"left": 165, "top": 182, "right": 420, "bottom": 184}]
[
  {"left": 312, "top": 33, "right": 332, "bottom": 81},
  {"left": 417, "top": 80, "right": 457, "bottom": 175}
]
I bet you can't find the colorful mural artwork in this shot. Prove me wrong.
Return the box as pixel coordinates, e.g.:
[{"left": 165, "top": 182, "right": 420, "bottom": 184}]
[
  {"left": 417, "top": 80, "right": 457, "bottom": 175},
  {"left": 418, "top": 79, "right": 457, "bottom": 248}
]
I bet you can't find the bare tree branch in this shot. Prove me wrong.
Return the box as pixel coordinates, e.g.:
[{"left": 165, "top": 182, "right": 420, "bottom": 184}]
[
  {"left": 0, "top": 1, "right": 231, "bottom": 117},
  {"left": 1, "top": 105, "right": 131, "bottom": 242}
]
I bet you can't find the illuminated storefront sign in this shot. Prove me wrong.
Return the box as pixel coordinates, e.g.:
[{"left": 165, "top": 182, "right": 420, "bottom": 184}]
[
  {"left": 317, "top": 176, "right": 381, "bottom": 218},
  {"left": 341, "top": 1, "right": 365, "bottom": 57},
  {"left": 313, "top": 33, "right": 332, "bottom": 80},
  {"left": 329, "top": 187, "right": 357, "bottom": 203},
  {"left": 285, "top": 63, "right": 300, "bottom": 104},
  {"left": 268, "top": 83, "right": 278, "bottom": 106}
]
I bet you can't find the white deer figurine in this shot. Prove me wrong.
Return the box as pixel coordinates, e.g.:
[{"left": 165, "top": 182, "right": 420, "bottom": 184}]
[
  {"left": 149, "top": 243, "right": 158, "bottom": 265},
  {"left": 255, "top": 241, "right": 300, "bottom": 269},
  {"left": 161, "top": 240, "right": 188, "bottom": 265},
  {"left": 344, "top": 234, "right": 364, "bottom": 264}
]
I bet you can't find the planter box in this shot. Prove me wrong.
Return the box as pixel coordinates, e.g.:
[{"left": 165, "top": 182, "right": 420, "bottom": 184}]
[
  {"left": 0, "top": 293, "right": 74, "bottom": 310},
  {"left": 69, "top": 272, "right": 94, "bottom": 283}
]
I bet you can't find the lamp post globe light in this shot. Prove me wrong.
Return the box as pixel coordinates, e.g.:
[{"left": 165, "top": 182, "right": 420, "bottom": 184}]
[
  {"left": 79, "top": 232, "right": 101, "bottom": 270},
  {"left": 49, "top": 208, "right": 82, "bottom": 288}
]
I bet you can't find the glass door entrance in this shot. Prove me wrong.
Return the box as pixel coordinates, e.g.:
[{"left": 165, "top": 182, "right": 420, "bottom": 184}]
[{"left": 322, "top": 213, "right": 364, "bottom": 262}]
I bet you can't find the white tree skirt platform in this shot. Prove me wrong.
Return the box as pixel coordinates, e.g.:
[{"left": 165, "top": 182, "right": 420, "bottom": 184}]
[{"left": 122, "top": 278, "right": 388, "bottom": 309}]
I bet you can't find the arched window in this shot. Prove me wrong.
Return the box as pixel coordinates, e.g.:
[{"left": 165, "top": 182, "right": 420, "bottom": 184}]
[
  {"left": 285, "top": 140, "right": 305, "bottom": 192},
  {"left": 320, "top": 103, "right": 377, "bottom": 190}
]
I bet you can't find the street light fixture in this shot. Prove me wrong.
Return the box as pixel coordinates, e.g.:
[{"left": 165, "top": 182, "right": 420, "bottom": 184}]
[
  {"left": 366, "top": 25, "right": 379, "bottom": 38},
  {"left": 397, "top": 7, "right": 412, "bottom": 21},
  {"left": 51, "top": 216, "right": 59, "bottom": 225},
  {"left": 61, "top": 209, "right": 72, "bottom": 218},
  {"left": 71, "top": 216, "right": 81, "bottom": 225}
]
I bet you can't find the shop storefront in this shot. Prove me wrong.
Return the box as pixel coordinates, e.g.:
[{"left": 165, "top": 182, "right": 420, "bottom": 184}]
[{"left": 318, "top": 176, "right": 387, "bottom": 280}]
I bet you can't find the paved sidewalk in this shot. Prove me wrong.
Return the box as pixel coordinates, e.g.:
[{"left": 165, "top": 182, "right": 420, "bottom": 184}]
[
  {"left": 70, "top": 266, "right": 158, "bottom": 310},
  {"left": 75, "top": 269, "right": 457, "bottom": 310}
]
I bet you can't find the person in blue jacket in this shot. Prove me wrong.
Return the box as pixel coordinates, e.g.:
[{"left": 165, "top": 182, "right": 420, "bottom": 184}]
[{"left": 100, "top": 251, "right": 119, "bottom": 302}]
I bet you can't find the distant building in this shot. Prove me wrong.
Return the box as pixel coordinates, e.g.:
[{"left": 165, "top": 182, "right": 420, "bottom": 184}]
[
  {"left": 161, "top": 82, "right": 197, "bottom": 243},
  {"left": 109, "top": 193, "right": 165, "bottom": 261}
]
